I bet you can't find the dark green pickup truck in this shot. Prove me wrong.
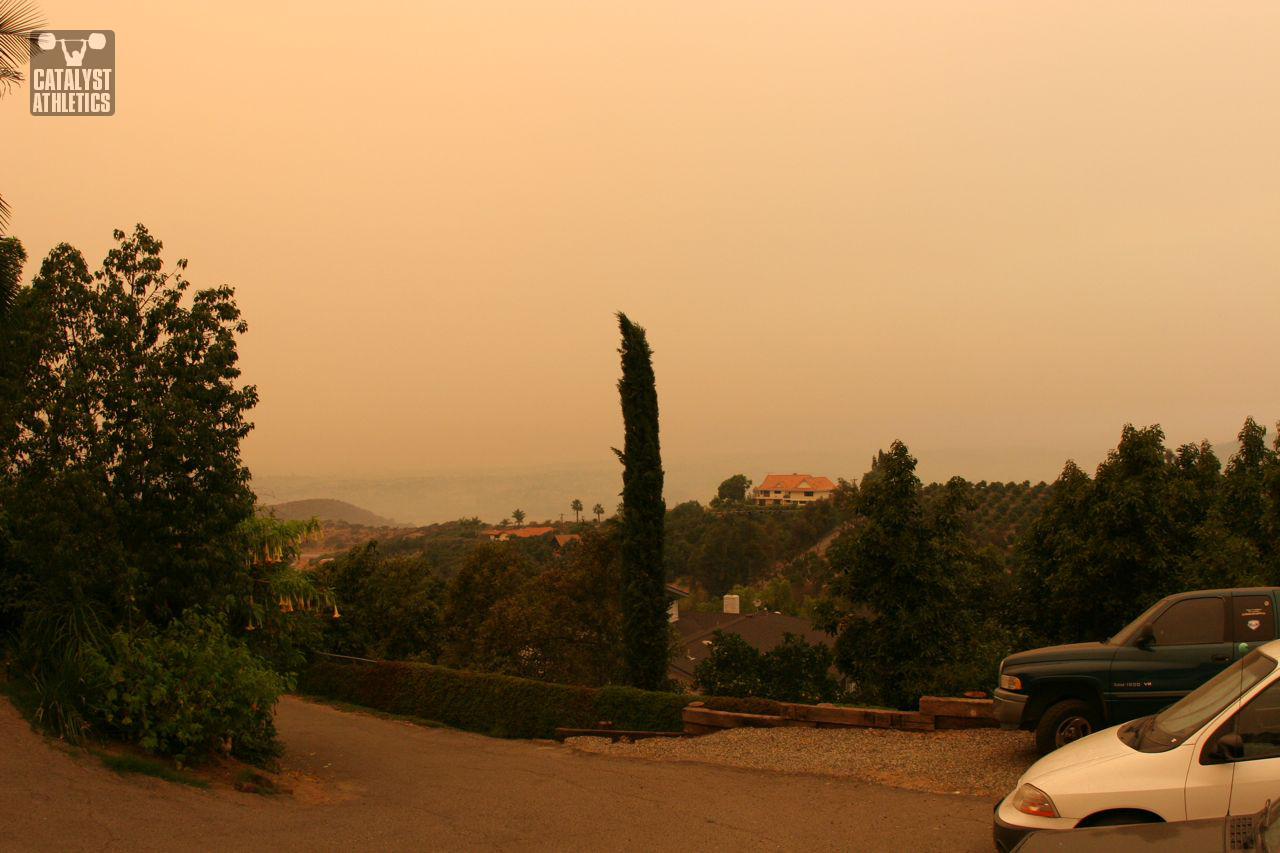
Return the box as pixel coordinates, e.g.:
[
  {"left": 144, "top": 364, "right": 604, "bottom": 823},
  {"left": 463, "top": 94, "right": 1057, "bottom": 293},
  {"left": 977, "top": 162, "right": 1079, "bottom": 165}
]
[{"left": 995, "top": 587, "right": 1280, "bottom": 754}]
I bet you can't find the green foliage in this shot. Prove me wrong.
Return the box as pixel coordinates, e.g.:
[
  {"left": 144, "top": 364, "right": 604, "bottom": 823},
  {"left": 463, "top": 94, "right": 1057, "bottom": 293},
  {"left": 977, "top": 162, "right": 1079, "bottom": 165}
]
[
  {"left": 694, "top": 630, "right": 839, "bottom": 704},
  {"left": 439, "top": 542, "right": 536, "bottom": 667},
  {"left": 713, "top": 474, "right": 752, "bottom": 505},
  {"left": 0, "top": 227, "right": 291, "bottom": 760},
  {"left": 1, "top": 226, "right": 256, "bottom": 630},
  {"left": 300, "top": 659, "right": 670, "bottom": 738},
  {"left": 235, "top": 515, "right": 333, "bottom": 674},
  {"left": 694, "top": 631, "right": 763, "bottom": 698},
  {"left": 760, "top": 634, "right": 840, "bottom": 704},
  {"left": 1017, "top": 419, "right": 1280, "bottom": 647},
  {"left": 614, "top": 313, "right": 668, "bottom": 689},
  {"left": 95, "top": 751, "right": 210, "bottom": 788},
  {"left": 726, "top": 577, "right": 800, "bottom": 616},
  {"left": 87, "top": 612, "right": 286, "bottom": 765},
  {"left": 664, "top": 497, "right": 841, "bottom": 598},
  {"left": 822, "top": 443, "right": 1006, "bottom": 709},
  {"left": 471, "top": 526, "right": 626, "bottom": 685},
  {"left": 316, "top": 542, "right": 443, "bottom": 662},
  {"left": 0, "top": 236, "right": 24, "bottom": 319},
  {"left": 300, "top": 659, "right": 788, "bottom": 738}
]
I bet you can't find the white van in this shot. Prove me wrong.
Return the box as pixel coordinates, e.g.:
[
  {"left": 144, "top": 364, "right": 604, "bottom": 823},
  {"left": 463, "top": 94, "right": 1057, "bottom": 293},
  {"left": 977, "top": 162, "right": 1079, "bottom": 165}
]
[{"left": 994, "top": 639, "right": 1280, "bottom": 851}]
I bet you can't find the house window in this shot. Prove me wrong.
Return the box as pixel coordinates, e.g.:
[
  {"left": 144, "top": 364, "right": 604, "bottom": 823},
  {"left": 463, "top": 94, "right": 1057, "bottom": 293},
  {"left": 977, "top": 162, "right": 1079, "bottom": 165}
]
[{"left": 804, "top": 491, "right": 813, "bottom": 497}]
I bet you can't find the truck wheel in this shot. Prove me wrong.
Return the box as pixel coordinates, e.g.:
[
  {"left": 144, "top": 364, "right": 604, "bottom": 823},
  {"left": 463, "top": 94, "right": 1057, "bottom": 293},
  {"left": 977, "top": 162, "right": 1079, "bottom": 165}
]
[{"left": 1035, "top": 699, "right": 1099, "bottom": 755}]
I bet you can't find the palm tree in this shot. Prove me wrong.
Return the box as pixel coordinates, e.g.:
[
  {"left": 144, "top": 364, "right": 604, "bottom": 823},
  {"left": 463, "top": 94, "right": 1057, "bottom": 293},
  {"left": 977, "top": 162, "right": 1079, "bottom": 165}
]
[
  {"left": 512, "top": 508, "right": 525, "bottom": 526},
  {"left": 570, "top": 499, "right": 583, "bottom": 522},
  {"left": 592, "top": 503, "right": 605, "bottom": 522},
  {"left": 0, "top": 2, "right": 44, "bottom": 235}
]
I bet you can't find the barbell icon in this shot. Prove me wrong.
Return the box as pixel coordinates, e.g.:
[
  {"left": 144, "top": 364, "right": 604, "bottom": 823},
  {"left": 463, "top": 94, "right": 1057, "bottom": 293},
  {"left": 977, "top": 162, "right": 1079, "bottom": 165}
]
[{"left": 36, "top": 32, "right": 106, "bottom": 51}]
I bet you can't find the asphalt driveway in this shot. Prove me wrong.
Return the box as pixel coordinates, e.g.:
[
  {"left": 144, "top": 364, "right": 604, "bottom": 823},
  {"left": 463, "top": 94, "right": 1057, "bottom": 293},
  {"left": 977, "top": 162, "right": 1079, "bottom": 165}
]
[{"left": 0, "top": 696, "right": 999, "bottom": 851}]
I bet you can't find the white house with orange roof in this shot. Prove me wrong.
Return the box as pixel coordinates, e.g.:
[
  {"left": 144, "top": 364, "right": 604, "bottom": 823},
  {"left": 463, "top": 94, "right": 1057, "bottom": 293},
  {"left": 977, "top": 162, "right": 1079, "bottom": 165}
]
[{"left": 752, "top": 473, "right": 836, "bottom": 506}]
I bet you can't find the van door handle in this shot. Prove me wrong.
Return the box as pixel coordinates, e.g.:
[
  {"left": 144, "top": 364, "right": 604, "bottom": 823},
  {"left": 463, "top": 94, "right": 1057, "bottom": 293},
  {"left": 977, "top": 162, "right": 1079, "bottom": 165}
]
[{"left": 1212, "top": 654, "right": 1230, "bottom": 662}]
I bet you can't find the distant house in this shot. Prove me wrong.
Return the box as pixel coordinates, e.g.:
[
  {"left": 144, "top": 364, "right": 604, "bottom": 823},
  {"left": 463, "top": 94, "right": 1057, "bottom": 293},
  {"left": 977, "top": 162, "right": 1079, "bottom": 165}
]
[
  {"left": 553, "top": 534, "right": 581, "bottom": 549},
  {"left": 751, "top": 473, "right": 836, "bottom": 506},
  {"left": 480, "top": 526, "right": 556, "bottom": 542},
  {"left": 668, "top": 596, "right": 833, "bottom": 688}
]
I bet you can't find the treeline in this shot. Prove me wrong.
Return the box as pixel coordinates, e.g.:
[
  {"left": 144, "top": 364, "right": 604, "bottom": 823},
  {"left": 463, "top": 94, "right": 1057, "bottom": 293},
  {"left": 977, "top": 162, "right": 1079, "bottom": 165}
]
[
  {"left": 315, "top": 527, "right": 628, "bottom": 687},
  {"left": 816, "top": 420, "right": 1280, "bottom": 709},
  {"left": 291, "top": 420, "right": 1280, "bottom": 712},
  {"left": 1019, "top": 421, "right": 1280, "bottom": 646},
  {"left": 665, "top": 496, "right": 842, "bottom": 595}
]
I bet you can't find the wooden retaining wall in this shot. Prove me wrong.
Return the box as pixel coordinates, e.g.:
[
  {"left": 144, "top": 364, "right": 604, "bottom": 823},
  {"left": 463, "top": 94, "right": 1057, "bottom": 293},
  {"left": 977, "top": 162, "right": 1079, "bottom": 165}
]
[{"left": 682, "top": 696, "right": 996, "bottom": 735}]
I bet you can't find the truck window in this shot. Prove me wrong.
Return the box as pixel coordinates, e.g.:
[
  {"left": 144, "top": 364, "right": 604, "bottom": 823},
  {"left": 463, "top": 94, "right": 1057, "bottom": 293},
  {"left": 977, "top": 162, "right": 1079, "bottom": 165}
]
[
  {"left": 1152, "top": 596, "right": 1224, "bottom": 645},
  {"left": 1233, "top": 595, "right": 1277, "bottom": 643}
]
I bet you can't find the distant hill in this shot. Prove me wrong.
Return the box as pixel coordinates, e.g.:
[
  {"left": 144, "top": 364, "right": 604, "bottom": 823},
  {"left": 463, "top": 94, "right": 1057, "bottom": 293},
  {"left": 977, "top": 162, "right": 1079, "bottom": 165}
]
[{"left": 264, "top": 499, "right": 404, "bottom": 528}]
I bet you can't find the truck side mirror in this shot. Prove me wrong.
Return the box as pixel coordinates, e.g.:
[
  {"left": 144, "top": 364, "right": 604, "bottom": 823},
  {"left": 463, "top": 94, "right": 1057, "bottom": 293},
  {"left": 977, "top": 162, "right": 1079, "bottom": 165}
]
[
  {"left": 1136, "top": 624, "right": 1155, "bottom": 649},
  {"left": 1209, "top": 733, "right": 1244, "bottom": 763}
]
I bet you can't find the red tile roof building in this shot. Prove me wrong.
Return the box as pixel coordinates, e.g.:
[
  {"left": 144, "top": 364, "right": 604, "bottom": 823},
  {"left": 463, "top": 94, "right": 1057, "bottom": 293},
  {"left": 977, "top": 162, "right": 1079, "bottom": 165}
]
[
  {"left": 752, "top": 473, "right": 836, "bottom": 506},
  {"left": 481, "top": 526, "right": 556, "bottom": 541}
]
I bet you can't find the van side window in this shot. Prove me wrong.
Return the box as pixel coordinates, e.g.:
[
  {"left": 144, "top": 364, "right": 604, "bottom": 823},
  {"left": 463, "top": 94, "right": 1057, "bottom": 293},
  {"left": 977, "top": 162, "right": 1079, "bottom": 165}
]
[
  {"left": 1230, "top": 677, "right": 1280, "bottom": 760},
  {"left": 1233, "top": 595, "right": 1276, "bottom": 643},
  {"left": 1152, "top": 597, "right": 1224, "bottom": 645}
]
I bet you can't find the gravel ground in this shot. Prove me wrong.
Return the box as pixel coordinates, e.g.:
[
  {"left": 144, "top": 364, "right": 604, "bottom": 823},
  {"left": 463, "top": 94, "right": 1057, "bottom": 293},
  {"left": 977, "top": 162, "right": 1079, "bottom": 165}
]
[{"left": 567, "top": 726, "right": 1038, "bottom": 798}]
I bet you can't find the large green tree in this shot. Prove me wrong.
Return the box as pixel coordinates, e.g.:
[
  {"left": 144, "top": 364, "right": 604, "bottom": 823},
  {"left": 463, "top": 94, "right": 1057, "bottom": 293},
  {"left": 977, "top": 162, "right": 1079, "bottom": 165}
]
[
  {"left": 614, "top": 313, "right": 667, "bottom": 689},
  {"left": 820, "top": 441, "right": 1003, "bottom": 708},
  {"left": 472, "top": 526, "right": 626, "bottom": 686},
  {"left": 2, "top": 227, "right": 257, "bottom": 628},
  {"left": 0, "top": 226, "right": 286, "bottom": 754},
  {"left": 713, "top": 474, "right": 752, "bottom": 505}
]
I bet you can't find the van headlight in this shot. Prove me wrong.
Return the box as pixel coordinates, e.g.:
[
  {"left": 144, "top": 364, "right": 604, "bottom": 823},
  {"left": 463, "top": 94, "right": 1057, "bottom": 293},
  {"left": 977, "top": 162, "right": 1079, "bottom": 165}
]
[
  {"left": 1011, "top": 783, "right": 1059, "bottom": 818},
  {"left": 999, "top": 673, "right": 1022, "bottom": 691}
]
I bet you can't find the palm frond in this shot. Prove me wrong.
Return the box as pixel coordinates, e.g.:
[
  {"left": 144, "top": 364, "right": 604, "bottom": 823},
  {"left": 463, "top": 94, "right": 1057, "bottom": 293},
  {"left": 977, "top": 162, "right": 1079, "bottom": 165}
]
[
  {"left": 0, "top": 65, "right": 20, "bottom": 94},
  {"left": 0, "top": 1, "right": 44, "bottom": 75},
  {"left": 0, "top": 190, "right": 10, "bottom": 235}
]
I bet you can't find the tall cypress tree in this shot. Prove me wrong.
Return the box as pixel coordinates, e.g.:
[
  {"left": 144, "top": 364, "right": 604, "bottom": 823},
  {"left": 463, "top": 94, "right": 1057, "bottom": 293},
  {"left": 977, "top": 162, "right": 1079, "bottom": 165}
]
[{"left": 614, "top": 312, "right": 667, "bottom": 689}]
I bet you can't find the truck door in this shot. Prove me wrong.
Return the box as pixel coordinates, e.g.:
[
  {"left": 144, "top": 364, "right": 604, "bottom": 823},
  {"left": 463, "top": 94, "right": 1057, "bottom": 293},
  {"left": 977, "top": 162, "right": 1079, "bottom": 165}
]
[
  {"left": 1109, "top": 594, "right": 1231, "bottom": 720},
  {"left": 1231, "top": 594, "right": 1276, "bottom": 658}
]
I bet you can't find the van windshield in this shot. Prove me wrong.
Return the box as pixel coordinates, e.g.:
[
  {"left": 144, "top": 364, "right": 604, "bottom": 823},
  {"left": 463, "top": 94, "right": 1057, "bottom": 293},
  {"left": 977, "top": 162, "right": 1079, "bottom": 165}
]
[{"left": 1147, "top": 650, "right": 1275, "bottom": 745}]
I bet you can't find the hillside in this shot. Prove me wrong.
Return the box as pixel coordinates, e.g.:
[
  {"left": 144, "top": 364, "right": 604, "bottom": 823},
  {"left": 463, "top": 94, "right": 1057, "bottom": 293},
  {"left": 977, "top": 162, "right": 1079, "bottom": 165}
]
[{"left": 265, "top": 499, "right": 403, "bottom": 528}]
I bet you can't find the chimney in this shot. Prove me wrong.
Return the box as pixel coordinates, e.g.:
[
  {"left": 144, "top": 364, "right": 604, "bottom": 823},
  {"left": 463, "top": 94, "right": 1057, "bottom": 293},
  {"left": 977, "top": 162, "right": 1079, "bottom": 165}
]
[{"left": 723, "top": 594, "right": 740, "bottom": 615}]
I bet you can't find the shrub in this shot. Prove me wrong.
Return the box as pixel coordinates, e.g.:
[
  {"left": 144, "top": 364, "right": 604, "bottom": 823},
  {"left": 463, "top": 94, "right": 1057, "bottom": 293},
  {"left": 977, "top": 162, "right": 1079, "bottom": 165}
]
[
  {"left": 88, "top": 612, "right": 287, "bottom": 765},
  {"left": 758, "top": 634, "right": 839, "bottom": 704},
  {"left": 301, "top": 659, "right": 771, "bottom": 737},
  {"left": 694, "top": 631, "right": 838, "bottom": 704},
  {"left": 693, "top": 631, "right": 764, "bottom": 698}
]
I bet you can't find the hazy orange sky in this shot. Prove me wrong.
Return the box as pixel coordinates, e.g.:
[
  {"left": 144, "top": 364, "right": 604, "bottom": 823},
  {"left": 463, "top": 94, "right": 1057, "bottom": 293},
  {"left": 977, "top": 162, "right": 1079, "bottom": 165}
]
[{"left": 6, "top": 1, "right": 1278, "bottom": 492}]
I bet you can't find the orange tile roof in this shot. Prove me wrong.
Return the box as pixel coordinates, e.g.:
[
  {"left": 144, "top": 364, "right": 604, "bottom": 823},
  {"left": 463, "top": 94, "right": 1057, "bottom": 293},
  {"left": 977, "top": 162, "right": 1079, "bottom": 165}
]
[{"left": 757, "top": 473, "right": 836, "bottom": 492}]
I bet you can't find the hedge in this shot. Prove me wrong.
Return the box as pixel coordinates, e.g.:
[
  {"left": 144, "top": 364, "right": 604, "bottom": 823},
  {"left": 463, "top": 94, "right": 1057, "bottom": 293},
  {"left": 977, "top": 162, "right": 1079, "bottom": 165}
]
[{"left": 298, "top": 660, "right": 780, "bottom": 739}]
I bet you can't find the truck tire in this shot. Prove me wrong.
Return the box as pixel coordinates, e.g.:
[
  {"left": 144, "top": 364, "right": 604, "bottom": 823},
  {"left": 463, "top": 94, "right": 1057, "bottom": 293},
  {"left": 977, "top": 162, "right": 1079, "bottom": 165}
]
[{"left": 1035, "top": 699, "right": 1100, "bottom": 755}]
